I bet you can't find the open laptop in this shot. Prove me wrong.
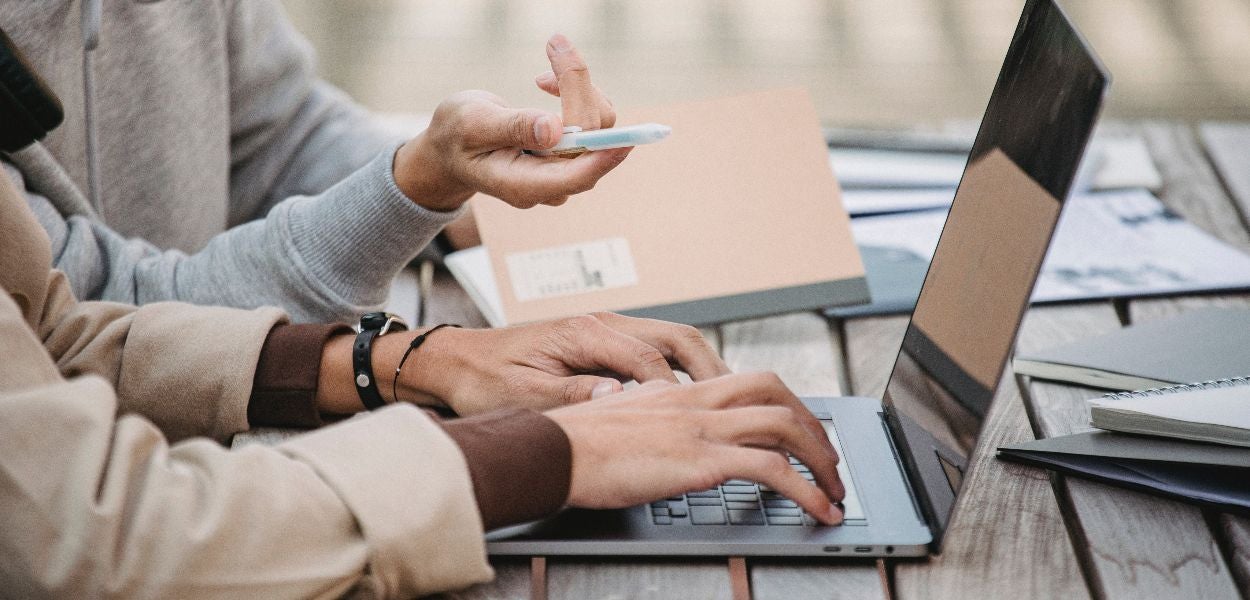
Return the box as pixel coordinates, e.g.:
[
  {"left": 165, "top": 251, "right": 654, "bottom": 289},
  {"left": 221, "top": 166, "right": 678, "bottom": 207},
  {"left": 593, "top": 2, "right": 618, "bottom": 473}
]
[{"left": 487, "top": 0, "right": 1109, "bottom": 557}]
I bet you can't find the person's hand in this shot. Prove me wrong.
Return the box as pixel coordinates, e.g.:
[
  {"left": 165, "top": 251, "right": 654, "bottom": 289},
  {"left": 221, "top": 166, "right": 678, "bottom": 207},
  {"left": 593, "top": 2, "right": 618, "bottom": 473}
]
[
  {"left": 393, "top": 33, "right": 628, "bottom": 212},
  {"left": 546, "top": 374, "right": 846, "bottom": 525},
  {"left": 391, "top": 312, "right": 731, "bottom": 415}
]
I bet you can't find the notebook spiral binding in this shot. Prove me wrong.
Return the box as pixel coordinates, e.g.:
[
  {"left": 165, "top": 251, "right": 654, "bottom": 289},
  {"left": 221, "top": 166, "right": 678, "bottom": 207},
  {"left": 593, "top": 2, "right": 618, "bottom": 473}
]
[{"left": 1102, "top": 376, "right": 1250, "bottom": 401}]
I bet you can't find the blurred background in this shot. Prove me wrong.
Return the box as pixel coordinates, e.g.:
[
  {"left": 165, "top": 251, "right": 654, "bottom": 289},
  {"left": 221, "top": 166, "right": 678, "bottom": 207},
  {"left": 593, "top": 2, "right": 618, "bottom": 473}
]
[{"left": 282, "top": 0, "right": 1250, "bottom": 127}]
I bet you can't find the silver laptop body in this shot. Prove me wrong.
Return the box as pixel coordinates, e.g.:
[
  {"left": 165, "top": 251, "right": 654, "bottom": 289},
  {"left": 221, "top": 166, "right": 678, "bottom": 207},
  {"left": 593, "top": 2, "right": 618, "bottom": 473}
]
[{"left": 487, "top": 0, "right": 1109, "bottom": 558}]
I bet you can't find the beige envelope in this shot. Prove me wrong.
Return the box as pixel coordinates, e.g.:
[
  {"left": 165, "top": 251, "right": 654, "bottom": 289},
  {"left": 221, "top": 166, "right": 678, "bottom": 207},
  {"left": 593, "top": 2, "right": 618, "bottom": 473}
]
[{"left": 470, "top": 87, "right": 868, "bottom": 326}]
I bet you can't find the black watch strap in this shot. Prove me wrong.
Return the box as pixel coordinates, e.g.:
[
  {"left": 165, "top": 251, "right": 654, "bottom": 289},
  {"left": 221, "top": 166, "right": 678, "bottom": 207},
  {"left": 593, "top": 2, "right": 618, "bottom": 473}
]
[{"left": 353, "top": 328, "right": 387, "bottom": 410}]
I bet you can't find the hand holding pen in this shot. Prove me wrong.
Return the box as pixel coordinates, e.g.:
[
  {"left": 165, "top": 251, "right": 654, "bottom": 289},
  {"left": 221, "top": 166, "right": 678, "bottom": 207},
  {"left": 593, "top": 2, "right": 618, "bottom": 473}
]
[{"left": 392, "top": 34, "right": 657, "bottom": 211}]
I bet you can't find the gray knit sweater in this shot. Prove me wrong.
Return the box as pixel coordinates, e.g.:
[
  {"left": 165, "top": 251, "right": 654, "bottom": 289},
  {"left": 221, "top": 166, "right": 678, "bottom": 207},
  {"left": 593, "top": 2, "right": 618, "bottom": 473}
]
[{"left": 0, "top": 0, "right": 463, "bottom": 323}]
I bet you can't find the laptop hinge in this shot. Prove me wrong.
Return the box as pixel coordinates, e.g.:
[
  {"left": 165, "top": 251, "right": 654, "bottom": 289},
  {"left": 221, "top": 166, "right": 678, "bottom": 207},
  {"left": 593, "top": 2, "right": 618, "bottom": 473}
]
[{"left": 879, "top": 411, "right": 929, "bottom": 527}]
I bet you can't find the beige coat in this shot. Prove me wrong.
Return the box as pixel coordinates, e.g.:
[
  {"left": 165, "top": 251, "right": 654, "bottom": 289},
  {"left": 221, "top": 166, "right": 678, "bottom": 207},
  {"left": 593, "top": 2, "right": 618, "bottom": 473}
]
[{"left": 0, "top": 170, "right": 493, "bottom": 597}]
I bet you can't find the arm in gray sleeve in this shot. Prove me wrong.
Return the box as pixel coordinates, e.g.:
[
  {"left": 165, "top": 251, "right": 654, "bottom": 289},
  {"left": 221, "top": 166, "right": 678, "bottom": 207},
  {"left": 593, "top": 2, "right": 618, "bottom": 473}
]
[
  {"left": 225, "top": 0, "right": 456, "bottom": 261},
  {"left": 8, "top": 155, "right": 463, "bottom": 324}
]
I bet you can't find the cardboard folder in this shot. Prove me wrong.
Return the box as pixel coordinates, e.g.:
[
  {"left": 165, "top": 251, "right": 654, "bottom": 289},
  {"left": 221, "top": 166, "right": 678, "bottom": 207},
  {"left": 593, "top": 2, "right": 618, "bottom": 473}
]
[{"left": 457, "top": 87, "right": 869, "bottom": 327}]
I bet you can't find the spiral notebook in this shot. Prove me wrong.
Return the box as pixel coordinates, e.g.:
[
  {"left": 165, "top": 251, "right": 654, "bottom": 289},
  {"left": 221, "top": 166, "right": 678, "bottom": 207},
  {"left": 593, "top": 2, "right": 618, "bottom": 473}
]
[{"left": 1090, "top": 377, "right": 1250, "bottom": 447}]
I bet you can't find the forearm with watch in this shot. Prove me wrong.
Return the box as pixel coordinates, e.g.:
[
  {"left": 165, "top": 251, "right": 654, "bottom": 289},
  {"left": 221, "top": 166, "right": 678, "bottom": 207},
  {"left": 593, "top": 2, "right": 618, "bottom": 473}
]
[{"left": 247, "top": 314, "right": 572, "bottom": 531}]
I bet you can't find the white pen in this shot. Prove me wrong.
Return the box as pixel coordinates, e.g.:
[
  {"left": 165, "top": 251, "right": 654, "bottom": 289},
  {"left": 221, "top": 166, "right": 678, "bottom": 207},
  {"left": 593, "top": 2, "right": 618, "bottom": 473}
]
[{"left": 531, "top": 123, "right": 672, "bottom": 157}]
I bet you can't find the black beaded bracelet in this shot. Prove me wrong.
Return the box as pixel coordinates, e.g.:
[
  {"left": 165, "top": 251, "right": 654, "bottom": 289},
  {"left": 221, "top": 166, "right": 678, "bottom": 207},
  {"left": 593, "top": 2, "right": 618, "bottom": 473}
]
[{"left": 391, "top": 323, "right": 461, "bottom": 405}]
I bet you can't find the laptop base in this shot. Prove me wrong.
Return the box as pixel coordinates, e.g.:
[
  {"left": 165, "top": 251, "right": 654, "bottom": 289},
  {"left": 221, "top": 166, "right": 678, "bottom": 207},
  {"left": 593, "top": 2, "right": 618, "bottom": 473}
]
[{"left": 486, "top": 397, "right": 933, "bottom": 558}]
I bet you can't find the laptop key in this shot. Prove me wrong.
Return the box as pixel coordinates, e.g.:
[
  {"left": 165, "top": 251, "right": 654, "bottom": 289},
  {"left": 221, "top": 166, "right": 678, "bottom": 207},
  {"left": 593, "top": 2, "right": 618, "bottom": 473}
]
[
  {"left": 764, "top": 507, "right": 800, "bottom": 517},
  {"left": 690, "top": 506, "right": 727, "bottom": 525},
  {"left": 652, "top": 507, "right": 670, "bottom": 517},
  {"left": 687, "top": 490, "right": 721, "bottom": 498},
  {"left": 728, "top": 510, "right": 766, "bottom": 525},
  {"left": 723, "top": 493, "right": 758, "bottom": 502},
  {"left": 650, "top": 501, "right": 669, "bottom": 509},
  {"left": 763, "top": 499, "right": 798, "bottom": 508},
  {"left": 725, "top": 501, "right": 760, "bottom": 510},
  {"left": 669, "top": 505, "right": 688, "bottom": 518},
  {"left": 653, "top": 515, "right": 673, "bottom": 525},
  {"left": 767, "top": 516, "right": 803, "bottom": 526},
  {"left": 721, "top": 485, "right": 757, "bottom": 495},
  {"left": 688, "top": 497, "right": 724, "bottom": 506}
]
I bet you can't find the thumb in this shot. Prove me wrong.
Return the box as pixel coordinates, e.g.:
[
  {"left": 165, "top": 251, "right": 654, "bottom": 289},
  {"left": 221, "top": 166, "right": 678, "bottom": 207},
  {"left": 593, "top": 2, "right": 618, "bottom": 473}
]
[
  {"left": 467, "top": 104, "right": 563, "bottom": 151},
  {"left": 558, "top": 375, "right": 623, "bottom": 404}
]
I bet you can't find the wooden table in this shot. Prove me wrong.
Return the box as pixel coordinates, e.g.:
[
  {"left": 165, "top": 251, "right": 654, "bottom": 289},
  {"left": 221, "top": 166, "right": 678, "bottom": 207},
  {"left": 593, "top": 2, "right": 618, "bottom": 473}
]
[{"left": 241, "top": 122, "right": 1250, "bottom": 599}]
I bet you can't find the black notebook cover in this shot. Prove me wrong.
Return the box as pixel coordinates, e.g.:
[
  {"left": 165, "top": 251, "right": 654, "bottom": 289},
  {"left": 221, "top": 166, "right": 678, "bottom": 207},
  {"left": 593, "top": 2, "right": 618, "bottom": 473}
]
[
  {"left": 999, "top": 430, "right": 1250, "bottom": 515},
  {"left": 1012, "top": 308, "right": 1250, "bottom": 390}
]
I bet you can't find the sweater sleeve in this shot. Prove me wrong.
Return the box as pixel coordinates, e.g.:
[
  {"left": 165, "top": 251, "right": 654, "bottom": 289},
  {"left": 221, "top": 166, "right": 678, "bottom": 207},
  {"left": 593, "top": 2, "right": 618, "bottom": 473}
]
[
  {"left": 8, "top": 147, "right": 462, "bottom": 327},
  {"left": 5, "top": 0, "right": 461, "bottom": 325},
  {"left": 0, "top": 376, "right": 492, "bottom": 598}
]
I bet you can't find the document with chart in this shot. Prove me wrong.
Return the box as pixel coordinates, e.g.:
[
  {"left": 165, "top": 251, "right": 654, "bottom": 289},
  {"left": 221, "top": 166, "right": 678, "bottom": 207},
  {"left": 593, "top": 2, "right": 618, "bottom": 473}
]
[{"left": 829, "top": 189, "right": 1250, "bottom": 317}]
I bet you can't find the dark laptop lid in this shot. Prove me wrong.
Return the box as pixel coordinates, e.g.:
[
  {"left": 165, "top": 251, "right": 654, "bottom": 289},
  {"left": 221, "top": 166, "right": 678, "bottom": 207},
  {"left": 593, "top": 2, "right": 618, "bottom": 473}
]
[{"left": 879, "top": 0, "right": 1109, "bottom": 548}]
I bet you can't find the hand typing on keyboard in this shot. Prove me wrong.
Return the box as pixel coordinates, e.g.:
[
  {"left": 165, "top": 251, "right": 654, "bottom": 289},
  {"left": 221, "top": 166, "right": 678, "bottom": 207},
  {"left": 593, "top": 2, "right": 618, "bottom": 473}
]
[{"left": 545, "top": 372, "right": 846, "bottom": 525}]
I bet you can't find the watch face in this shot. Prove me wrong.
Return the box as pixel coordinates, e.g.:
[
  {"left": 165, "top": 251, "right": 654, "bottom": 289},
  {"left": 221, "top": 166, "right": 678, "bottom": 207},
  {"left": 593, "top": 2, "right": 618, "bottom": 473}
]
[
  {"left": 359, "top": 312, "right": 391, "bottom": 331},
  {"left": 360, "top": 311, "right": 409, "bottom": 333}
]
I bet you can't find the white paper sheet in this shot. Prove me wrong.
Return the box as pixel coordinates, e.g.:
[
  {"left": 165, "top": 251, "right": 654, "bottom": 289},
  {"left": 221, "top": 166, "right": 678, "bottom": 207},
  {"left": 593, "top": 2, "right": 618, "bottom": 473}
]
[
  {"left": 850, "top": 189, "right": 1250, "bottom": 303},
  {"left": 841, "top": 188, "right": 957, "bottom": 215},
  {"left": 831, "top": 135, "right": 1161, "bottom": 197}
]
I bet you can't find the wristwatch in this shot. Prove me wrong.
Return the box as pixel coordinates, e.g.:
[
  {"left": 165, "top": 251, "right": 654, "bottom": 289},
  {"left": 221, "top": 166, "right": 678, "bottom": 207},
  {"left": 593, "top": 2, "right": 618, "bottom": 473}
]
[{"left": 353, "top": 311, "right": 409, "bottom": 410}]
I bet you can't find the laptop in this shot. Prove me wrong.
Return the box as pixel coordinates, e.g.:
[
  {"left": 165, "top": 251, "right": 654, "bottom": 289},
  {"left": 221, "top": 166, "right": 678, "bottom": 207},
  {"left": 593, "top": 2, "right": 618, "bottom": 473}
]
[{"left": 487, "top": 0, "right": 1109, "bottom": 557}]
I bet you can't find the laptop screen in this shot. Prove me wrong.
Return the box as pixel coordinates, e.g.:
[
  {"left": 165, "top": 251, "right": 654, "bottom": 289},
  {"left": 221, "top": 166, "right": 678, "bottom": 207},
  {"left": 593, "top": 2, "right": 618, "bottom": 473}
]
[{"left": 879, "top": 0, "right": 1108, "bottom": 545}]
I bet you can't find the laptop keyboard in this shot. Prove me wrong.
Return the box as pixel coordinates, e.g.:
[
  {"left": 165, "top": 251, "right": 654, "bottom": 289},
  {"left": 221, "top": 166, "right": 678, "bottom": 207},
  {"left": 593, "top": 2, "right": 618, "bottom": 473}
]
[{"left": 649, "top": 413, "right": 865, "bottom": 526}]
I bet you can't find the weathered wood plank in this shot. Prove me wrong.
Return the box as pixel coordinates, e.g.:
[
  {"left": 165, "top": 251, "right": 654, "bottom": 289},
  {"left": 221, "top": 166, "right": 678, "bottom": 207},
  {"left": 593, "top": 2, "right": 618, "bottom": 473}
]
[
  {"left": 433, "top": 558, "right": 530, "bottom": 600},
  {"left": 546, "top": 559, "right": 734, "bottom": 600},
  {"left": 720, "top": 311, "right": 846, "bottom": 396},
  {"left": 1018, "top": 305, "right": 1240, "bottom": 599},
  {"left": 1199, "top": 122, "right": 1250, "bottom": 230},
  {"left": 1139, "top": 122, "right": 1250, "bottom": 250},
  {"left": 749, "top": 559, "right": 887, "bottom": 600},
  {"left": 841, "top": 315, "right": 1087, "bottom": 599},
  {"left": 842, "top": 316, "right": 908, "bottom": 400},
  {"left": 1133, "top": 121, "right": 1250, "bottom": 594},
  {"left": 719, "top": 311, "right": 887, "bottom": 599}
]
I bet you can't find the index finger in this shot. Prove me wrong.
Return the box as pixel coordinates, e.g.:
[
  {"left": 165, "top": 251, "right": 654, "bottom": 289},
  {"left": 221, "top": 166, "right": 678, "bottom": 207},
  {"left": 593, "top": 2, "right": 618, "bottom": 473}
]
[
  {"left": 546, "top": 34, "right": 601, "bottom": 129},
  {"left": 591, "top": 313, "right": 732, "bottom": 380}
]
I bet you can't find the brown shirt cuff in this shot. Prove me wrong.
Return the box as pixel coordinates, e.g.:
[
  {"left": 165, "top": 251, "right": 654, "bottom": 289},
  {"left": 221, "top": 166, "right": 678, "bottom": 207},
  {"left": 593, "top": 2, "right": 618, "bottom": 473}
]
[
  {"left": 438, "top": 409, "right": 573, "bottom": 531},
  {"left": 249, "top": 323, "right": 352, "bottom": 429}
]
